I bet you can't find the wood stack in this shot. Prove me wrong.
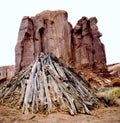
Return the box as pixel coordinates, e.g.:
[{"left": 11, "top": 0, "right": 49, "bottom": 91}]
[{"left": 0, "top": 53, "right": 98, "bottom": 115}]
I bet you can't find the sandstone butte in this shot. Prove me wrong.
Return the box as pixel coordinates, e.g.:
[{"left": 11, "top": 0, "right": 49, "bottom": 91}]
[
  {"left": 0, "top": 10, "right": 110, "bottom": 85},
  {"left": 15, "top": 10, "right": 106, "bottom": 73}
]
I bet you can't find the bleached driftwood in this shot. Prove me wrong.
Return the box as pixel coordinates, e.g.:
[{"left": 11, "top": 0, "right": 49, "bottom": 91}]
[{"left": 0, "top": 53, "right": 98, "bottom": 115}]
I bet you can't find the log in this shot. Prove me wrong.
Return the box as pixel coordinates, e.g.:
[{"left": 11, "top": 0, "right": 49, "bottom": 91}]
[
  {"left": 37, "top": 71, "right": 44, "bottom": 111},
  {"left": 42, "top": 64, "right": 52, "bottom": 113}
]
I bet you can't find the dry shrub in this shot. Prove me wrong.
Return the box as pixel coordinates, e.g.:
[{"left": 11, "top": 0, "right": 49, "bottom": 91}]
[{"left": 96, "top": 87, "right": 120, "bottom": 106}]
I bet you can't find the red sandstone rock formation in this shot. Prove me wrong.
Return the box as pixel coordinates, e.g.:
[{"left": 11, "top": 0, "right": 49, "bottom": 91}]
[
  {"left": 72, "top": 17, "right": 106, "bottom": 71},
  {"left": 15, "top": 10, "right": 107, "bottom": 73},
  {"left": 15, "top": 10, "right": 73, "bottom": 72},
  {"left": 0, "top": 65, "right": 15, "bottom": 81}
]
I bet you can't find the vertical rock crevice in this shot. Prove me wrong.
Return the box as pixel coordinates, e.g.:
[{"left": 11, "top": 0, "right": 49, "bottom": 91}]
[{"left": 39, "top": 27, "right": 44, "bottom": 52}]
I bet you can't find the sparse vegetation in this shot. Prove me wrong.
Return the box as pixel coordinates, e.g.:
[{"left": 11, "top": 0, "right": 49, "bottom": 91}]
[{"left": 96, "top": 87, "right": 120, "bottom": 106}]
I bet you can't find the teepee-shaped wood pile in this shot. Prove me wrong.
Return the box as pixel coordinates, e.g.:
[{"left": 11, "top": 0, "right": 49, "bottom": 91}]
[{"left": 0, "top": 53, "right": 98, "bottom": 115}]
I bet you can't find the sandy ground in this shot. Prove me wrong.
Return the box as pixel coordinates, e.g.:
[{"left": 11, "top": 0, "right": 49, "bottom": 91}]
[{"left": 0, "top": 105, "right": 120, "bottom": 123}]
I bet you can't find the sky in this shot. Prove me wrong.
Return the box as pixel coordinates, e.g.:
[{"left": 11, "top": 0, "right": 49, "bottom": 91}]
[{"left": 0, "top": 0, "right": 120, "bottom": 66}]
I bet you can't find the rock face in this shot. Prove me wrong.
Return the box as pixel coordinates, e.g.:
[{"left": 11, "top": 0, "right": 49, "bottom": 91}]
[
  {"left": 72, "top": 17, "right": 106, "bottom": 71},
  {"left": 15, "top": 10, "right": 107, "bottom": 73},
  {"left": 0, "top": 65, "right": 15, "bottom": 81},
  {"left": 15, "top": 10, "right": 72, "bottom": 72}
]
